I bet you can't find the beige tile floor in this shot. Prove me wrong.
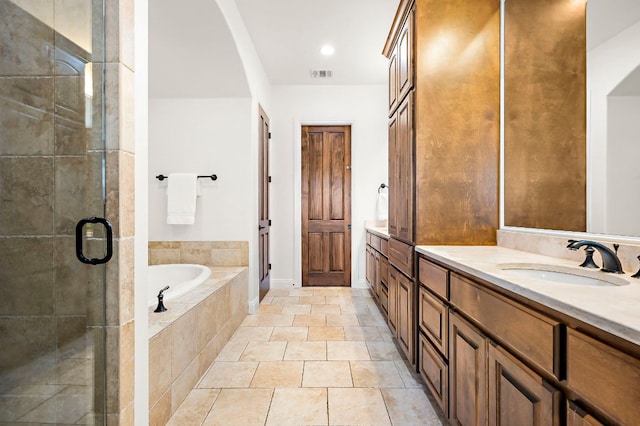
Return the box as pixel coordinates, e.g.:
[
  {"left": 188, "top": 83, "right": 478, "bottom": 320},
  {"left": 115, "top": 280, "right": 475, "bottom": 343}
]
[{"left": 167, "top": 287, "right": 447, "bottom": 425}]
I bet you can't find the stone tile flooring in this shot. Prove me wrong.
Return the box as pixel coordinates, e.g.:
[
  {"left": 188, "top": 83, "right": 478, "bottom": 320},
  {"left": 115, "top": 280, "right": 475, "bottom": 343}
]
[{"left": 167, "top": 287, "right": 446, "bottom": 425}]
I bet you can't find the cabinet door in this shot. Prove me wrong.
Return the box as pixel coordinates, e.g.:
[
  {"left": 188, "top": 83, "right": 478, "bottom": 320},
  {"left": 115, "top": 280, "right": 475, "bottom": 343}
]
[
  {"left": 488, "top": 344, "right": 562, "bottom": 426},
  {"left": 388, "top": 46, "right": 398, "bottom": 113},
  {"left": 397, "top": 10, "right": 413, "bottom": 102},
  {"left": 388, "top": 113, "right": 398, "bottom": 238},
  {"left": 387, "top": 265, "right": 398, "bottom": 335},
  {"left": 365, "top": 246, "right": 374, "bottom": 289},
  {"left": 450, "top": 312, "right": 487, "bottom": 426},
  {"left": 397, "top": 271, "right": 415, "bottom": 364},
  {"left": 567, "top": 402, "right": 604, "bottom": 426},
  {"left": 419, "top": 286, "right": 448, "bottom": 358},
  {"left": 419, "top": 333, "right": 449, "bottom": 417},
  {"left": 374, "top": 251, "right": 381, "bottom": 300},
  {"left": 395, "top": 92, "right": 414, "bottom": 243},
  {"left": 379, "top": 256, "right": 389, "bottom": 315}
]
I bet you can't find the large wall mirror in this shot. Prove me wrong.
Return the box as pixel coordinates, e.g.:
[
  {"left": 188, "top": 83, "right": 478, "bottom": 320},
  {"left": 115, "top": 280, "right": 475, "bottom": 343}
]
[{"left": 504, "top": 0, "right": 640, "bottom": 238}]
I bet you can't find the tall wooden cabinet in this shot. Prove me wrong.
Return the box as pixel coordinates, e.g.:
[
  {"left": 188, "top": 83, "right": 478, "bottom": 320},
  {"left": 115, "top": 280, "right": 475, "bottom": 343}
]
[
  {"left": 383, "top": 0, "right": 500, "bottom": 367},
  {"left": 384, "top": 0, "right": 500, "bottom": 247}
]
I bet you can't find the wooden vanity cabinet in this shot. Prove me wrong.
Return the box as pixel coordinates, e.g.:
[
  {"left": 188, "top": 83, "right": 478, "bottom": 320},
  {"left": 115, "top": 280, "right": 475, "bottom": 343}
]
[
  {"left": 449, "top": 312, "right": 487, "bottom": 426},
  {"left": 566, "top": 329, "right": 640, "bottom": 425},
  {"left": 488, "top": 344, "right": 562, "bottom": 426},
  {"left": 418, "top": 255, "right": 565, "bottom": 425},
  {"left": 567, "top": 402, "right": 604, "bottom": 426}
]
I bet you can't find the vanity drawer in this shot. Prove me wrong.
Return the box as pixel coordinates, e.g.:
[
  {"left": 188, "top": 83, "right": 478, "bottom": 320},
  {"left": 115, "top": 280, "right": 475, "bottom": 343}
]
[
  {"left": 449, "top": 273, "right": 561, "bottom": 378},
  {"left": 419, "top": 333, "right": 449, "bottom": 417},
  {"left": 419, "top": 286, "right": 448, "bottom": 358},
  {"left": 389, "top": 238, "right": 413, "bottom": 278},
  {"left": 567, "top": 329, "right": 640, "bottom": 426},
  {"left": 371, "top": 234, "right": 382, "bottom": 252},
  {"left": 418, "top": 257, "right": 448, "bottom": 300},
  {"left": 380, "top": 238, "right": 389, "bottom": 257}
]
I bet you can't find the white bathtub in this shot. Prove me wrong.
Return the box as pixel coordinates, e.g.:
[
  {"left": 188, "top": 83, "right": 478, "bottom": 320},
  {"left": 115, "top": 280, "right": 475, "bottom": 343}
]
[{"left": 148, "top": 264, "right": 211, "bottom": 307}]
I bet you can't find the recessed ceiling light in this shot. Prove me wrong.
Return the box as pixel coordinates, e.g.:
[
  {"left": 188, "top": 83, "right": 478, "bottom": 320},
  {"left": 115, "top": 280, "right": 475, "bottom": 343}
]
[{"left": 320, "top": 45, "right": 335, "bottom": 56}]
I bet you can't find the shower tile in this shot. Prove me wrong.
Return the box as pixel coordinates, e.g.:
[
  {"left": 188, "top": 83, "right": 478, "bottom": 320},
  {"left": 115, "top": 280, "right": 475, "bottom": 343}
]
[
  {"left": 0, "top": 1, "right": 55, "bottom": 76},
  {"left": 54, "top": 237, "right": 89, "bottom": 315},
  {"left": 54, "top": 76, "right": 87, "bottom": 156},
  {"left": 106, "top": 238, "right": 135, "bottom": 326},
  {"left": 0, "top": 157, "right": 54, "bottom": 235},
  {"left": 103, "top": 64, "right": 134, "bottom": 154},
  {"left": 0, "top": 77, "right": 55, "bottom": 155},
  {"left": 0, "top": 237, "right": 54, "bottom": 316},
  {"left": 0, "top": 316, "right": 56, "bottom": 374},
  {"left": 56, "top": 317, "right": 86, "bottom": 354},
  {"left": 55, "top": 157, "right": 88, "bottom": 235},
  {"left": 105, "top": 151, "right": 135, "bottom": 238}
]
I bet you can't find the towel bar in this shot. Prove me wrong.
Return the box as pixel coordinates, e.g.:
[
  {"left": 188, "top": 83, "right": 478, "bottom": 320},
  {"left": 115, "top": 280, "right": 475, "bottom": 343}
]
[
  {"left": 378, "top": 183, "right": 388, "bottom": 193},
  {"left": 156, "top": 174, "right": 217, "bottom": 181}
]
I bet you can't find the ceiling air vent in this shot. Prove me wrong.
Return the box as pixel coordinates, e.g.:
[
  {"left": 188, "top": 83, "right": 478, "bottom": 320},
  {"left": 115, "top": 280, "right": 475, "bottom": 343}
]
[{"left": 310, "top": 69, "right": 333, "bottom": 79}]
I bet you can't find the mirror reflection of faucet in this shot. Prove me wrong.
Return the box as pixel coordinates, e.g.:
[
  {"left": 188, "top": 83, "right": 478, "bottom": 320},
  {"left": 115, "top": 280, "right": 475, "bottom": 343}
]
[{"left": 154, "top": 285, "right": 170, "bottom": 313}]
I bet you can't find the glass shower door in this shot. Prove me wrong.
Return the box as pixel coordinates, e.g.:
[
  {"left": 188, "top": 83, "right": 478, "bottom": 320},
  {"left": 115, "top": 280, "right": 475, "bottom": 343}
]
[{"left": 0, "top": 0, "right": 108, "bottom": 423}]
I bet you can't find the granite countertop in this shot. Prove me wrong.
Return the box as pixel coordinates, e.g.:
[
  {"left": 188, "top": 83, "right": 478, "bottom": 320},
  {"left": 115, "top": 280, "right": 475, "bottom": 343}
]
[
  {"left": 415, "top": 245, "right": 640, "bottom": 347},
  {"left": 366, "top": 226, "right": 390, "bottom": 239}
]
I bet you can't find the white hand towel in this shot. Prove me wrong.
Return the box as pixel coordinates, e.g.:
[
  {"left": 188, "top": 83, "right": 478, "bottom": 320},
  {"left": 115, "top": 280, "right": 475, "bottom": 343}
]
[
  {"left": 166, "top": 173, "right": 200, "bottom": 225},
  {"left": 376, "top": 191, "right": 388, "bottom": 221}
]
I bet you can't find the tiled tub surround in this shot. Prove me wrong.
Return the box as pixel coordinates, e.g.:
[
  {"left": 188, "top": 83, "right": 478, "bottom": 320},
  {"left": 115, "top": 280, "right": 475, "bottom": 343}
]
[
  {"left": 415, "top": 245, "right": 640, "bottom": 346},
  {"left": 148, "top": 266, "right": 248, "bottom": 425},
  {"left": 149, "top": 241, "right": 249, "bottom": 267}
]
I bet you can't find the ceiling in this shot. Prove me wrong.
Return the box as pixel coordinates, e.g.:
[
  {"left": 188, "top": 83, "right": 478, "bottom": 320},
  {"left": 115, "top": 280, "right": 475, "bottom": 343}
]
[
  {"left": 235, "top": 0, "right": 400, "bottom": 86},
  {"left": 149, "top": 0, "right": 400, "bottom": 97}
]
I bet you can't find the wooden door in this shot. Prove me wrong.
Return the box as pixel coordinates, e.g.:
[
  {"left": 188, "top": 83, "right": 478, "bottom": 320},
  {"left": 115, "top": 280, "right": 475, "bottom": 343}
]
[
  {"left": 388, "top": 113, "right": 398, "bottom": 237},
  {"left": 258, "top": 106, "right": 270, "bottom": 300},
  {"left": 488, "top": 344, "right": 562, "bottom": 425},
  {"left": 301, "top": 126, "right": 352, "bottom": 286},
  {"left": 450, "top": 312, "right": 488, "bottom": 426}
]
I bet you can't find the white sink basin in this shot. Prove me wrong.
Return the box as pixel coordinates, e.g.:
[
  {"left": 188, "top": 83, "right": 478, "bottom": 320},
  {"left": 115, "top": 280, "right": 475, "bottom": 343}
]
[{"left": 498, "top": 263, "right": 629, "bottom": 287}]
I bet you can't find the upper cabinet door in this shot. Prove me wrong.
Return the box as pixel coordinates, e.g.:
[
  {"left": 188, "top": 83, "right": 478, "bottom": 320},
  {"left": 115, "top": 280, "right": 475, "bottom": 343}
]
[
  {"left": 397, "top": 10, "right": 414, "bottom": 104},
  {"left": 396, "top": 92, "right": 414, "bottom": 243},
  {"left": 388, "top": 48, "right": 398, "bottom": 114}
]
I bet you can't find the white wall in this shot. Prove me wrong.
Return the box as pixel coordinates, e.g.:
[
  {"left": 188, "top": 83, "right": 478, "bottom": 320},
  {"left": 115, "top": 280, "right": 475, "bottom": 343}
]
[
  {"left": 270, "top": 85, "right": 388, "bottom": 288},
  {"left": 148, "top": 98, "right": 253, "bottom": 242},
  {"left": 607, "top": 96, "right": 640, "bottom": 236},
  {"left": 587, "top": 19, "right": 640, "bottom": 233}
]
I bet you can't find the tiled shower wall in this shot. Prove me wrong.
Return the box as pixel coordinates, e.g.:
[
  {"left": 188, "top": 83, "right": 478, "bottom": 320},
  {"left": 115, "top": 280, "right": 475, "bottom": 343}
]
[
  {"left": 0, "top": 0, "right": 135, "bottom": 423},
  {"left": 103, "top": 0, "right": 136, "bottom": 423}
]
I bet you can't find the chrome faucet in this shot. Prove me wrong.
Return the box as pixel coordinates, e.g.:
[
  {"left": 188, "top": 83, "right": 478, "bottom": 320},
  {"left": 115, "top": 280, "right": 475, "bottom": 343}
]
[{"left": 567, "top": 240, "right": 624, "bottom": 274}]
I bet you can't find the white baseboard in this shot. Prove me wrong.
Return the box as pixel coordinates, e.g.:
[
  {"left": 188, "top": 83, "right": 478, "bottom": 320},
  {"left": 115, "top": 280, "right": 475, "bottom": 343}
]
[
  {"left": 351, "top": 279, "right": 369, "bottom": 289},
  {"left": 270, "top": 278, "right": 298, "bottom": 289},
  {"left": 248, "top": 296, "right": 259, "bottom": 314}
]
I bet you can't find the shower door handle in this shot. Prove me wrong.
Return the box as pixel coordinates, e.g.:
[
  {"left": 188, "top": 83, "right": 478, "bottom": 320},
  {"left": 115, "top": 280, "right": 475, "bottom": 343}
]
[{"left": 75, "top": 217, "right": 113, "bottom": 265}]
